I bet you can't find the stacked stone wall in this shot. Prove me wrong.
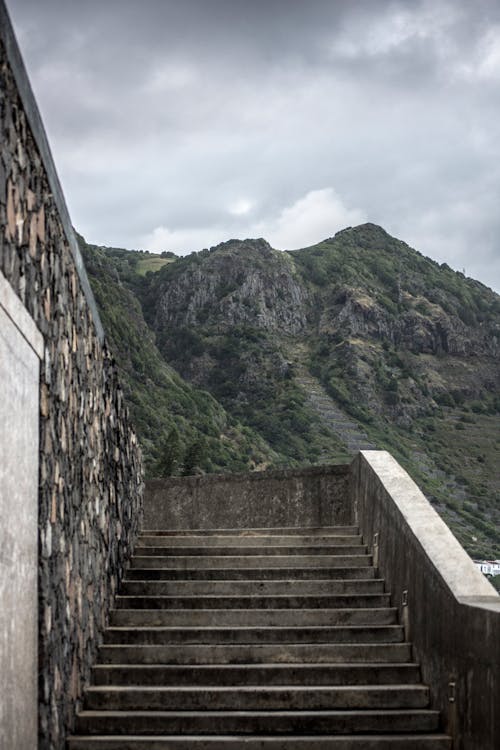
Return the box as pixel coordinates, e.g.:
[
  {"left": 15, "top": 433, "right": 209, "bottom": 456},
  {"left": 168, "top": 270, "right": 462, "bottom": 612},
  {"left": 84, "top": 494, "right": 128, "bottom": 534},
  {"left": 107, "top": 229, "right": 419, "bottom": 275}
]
[{"left": 0, "top": 30, "right": 143, "bottom": 749}]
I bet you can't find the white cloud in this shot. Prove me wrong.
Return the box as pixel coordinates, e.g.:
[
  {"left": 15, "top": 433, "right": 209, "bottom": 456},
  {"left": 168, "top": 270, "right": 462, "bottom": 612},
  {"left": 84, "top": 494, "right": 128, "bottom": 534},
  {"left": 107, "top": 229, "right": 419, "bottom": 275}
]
[
  {"left": 139, "top": 225, "right": 222, "bottom": 255},
  {"left": 453, "top": 25, "right": 500, "bottom": 82},
  {"left": 261, "top": 188, "right": 366, "bottom": 250},
  {"left": 471, "top": 26, "right": 500, "bottom": 80},
  {"left": 328, "top": 0, "right": 458, "bottom": 61},
  {"left": 228, "top": 199, "right": 254, "bottom": 217},
  {"left": 140, "top": 188, "right": 366, "bottom": 255}
]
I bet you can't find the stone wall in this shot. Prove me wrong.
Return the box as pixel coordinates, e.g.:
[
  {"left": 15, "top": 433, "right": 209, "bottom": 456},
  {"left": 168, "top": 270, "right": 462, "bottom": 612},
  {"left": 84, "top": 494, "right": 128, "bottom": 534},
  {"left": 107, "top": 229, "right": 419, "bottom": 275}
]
[
  {"left": 0, "top": 8, "right": 144, "bottom": 748},
  {"left": 145, "top": 464, "right": 351, "bottom": 530},
  {"left": 350, "top": 450, "right": 500, "bottom": 750}
]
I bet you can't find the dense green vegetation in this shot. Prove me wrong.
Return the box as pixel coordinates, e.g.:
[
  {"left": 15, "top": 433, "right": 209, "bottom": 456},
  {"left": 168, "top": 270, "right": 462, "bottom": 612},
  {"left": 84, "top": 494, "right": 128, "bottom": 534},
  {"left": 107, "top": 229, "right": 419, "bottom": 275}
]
[
  {"left": 79, "top": 237, "right": 278, "bottom": 477},
  {"left": 290, "top": 226, "right": 500, "bottom": 558},
  {"left": 79, "top": 224, "right": 500, "bottom": 558}
]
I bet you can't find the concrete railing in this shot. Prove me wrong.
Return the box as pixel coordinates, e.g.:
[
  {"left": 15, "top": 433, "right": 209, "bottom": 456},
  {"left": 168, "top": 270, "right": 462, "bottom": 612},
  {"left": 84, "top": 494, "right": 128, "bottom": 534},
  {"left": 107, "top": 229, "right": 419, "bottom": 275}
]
[
  {"left": 145, "top": 464, "right": 351, "bottom": 530},
  {"left": 350, "top": 450, "right": 500, "bottom": 750}
]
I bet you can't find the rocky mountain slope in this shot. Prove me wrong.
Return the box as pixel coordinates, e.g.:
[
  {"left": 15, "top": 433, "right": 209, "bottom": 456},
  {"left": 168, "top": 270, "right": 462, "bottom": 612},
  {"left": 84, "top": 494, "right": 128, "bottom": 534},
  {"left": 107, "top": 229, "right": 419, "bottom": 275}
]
[
  {"left": 79, "top": 238, "right": 279, "bottom": 477},
  {"left": 80, "top": 225, "right": 500, "bottom": 558}
]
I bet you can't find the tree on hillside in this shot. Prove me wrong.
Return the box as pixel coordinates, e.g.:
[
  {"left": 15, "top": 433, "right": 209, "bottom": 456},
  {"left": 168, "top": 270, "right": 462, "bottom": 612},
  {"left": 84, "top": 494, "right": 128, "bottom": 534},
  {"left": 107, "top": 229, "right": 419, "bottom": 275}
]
[{"left": 155, "top": 426, "right": 181, "bottom": 476}]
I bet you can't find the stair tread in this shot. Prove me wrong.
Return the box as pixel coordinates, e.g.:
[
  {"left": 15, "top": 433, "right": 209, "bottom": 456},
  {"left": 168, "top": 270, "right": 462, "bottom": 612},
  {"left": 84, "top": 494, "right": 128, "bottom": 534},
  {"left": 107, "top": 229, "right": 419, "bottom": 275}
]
[
  {"left": 86, "top": 684, "right": 428, "bottom": 692},
  {"left": 123, "top": 580, "right": 385, "bottom": 585},
  {"left": 68, "top": 732, "right": 451, "bottom": 744},
  {"left": 126, "top": 568, "right": 377, "bottom": 573},
  {"left": 100, "top": 642, "right": 411, "bottom": 649},
  {"left": 73, "top": 524, "right": 445, "bottom": 745},
  {"left": 112, "top": 607, "right": 395, "bottom": 612},
  {"left": 133, "top": 549, "right": 369, "bottom": 554},
  {"left": 139, "top": 527, "right": 359, "bottom": 535},
  {"left": 134, "top": 550, "right": 369, "bottom": 558},
  {"left": 116, "top": 591, "right": 390, "bottom": 601},
  {"left": 106, "top": 625, "right": 400, "bottom": 631},
  {"left": 136, "top": 541, "right": 364, "bottom": 546},
  {"left": 93, "top": 661, "right": 420, "bottom": 671},
  {"left": 77, "top": 709, "right": 440, "bottom": 716}
]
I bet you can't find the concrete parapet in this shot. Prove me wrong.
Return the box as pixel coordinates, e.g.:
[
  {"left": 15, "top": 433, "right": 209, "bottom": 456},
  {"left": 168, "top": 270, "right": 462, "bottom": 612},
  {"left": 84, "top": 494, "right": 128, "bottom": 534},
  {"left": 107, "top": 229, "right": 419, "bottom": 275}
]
[
  {"left": 350, "top": 450, "right": 500, "bottom": 750},
  {"left": 145, "top": 464, "right": 351, "bottom": 530}
]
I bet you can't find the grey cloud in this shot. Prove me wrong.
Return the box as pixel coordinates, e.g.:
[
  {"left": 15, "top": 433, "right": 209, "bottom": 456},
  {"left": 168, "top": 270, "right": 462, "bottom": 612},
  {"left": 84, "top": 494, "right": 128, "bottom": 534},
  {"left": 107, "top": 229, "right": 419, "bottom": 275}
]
[{"left": 6, "top": 0, "right": 500, "bottom": 291}]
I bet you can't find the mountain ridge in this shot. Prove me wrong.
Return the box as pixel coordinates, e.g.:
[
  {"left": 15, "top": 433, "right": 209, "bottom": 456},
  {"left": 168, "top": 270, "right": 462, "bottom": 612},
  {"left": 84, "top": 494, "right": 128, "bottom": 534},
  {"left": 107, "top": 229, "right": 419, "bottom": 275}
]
[{"left": 79, "top": 224, "right": 500, "bottom": 559}]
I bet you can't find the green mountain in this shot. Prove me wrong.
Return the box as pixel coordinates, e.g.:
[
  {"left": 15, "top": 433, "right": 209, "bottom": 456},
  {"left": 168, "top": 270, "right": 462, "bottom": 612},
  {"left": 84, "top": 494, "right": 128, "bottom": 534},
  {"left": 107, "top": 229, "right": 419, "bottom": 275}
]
[
  {"left": 79, "top": 225, "right": 500, "bottom": 559},
  {"left": 78, "top": 237, "right": 279, "bottom": 477}
]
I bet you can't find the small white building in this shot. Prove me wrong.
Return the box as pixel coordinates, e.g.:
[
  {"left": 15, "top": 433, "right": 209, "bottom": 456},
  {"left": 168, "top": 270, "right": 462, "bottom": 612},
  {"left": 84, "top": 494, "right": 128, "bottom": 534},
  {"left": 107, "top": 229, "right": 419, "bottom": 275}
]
[{"left": 474, "top": 560, "right": 500, "bottom": 577}]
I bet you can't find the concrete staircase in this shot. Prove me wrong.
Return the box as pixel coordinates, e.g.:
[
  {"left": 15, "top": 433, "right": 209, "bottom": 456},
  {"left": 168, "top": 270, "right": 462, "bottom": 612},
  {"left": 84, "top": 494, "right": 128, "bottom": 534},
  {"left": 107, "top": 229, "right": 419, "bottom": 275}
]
[{"left": 68, "top": 526, "right": 451, "bottom": 749}]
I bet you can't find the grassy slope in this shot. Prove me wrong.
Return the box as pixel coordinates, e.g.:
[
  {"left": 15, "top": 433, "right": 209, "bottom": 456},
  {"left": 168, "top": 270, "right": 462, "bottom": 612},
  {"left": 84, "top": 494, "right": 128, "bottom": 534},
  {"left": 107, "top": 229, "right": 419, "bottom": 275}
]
[{"left": 136, "top": 255, "right": 174, "bottom": 275}]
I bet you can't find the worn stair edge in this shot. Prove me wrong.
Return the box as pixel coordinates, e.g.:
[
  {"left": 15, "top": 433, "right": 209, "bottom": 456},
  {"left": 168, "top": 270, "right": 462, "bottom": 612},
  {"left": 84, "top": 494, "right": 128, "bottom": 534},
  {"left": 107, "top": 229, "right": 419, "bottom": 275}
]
[
  {"left": 114, "top": 593, "right": 391, "bottom": 610},
  {"left": 129, "top": 555, "right": 373, "bottom": 569},
  {"left": 119, "top": 579, "right": 385, "bottom": 596},
  {"left": 97, "top": 642, "right": 413, "bottom": 665},
  {"left": 67, "top": 733, "right": 452, "bottom": 749},
  {"left": 109, "top": 607, "right": 399, "bottom": 627},
  {"left": 103, "top": 624, "right": 404, "bottom": 645},
  {"left": 123, "top": 567, "right": 378, "bottom": 581},
  {"left": 74, "top": 708, "right": 441, "bottom": 734},
  {"left": 91, "top": 662, "right": 423, "bottom": 686},
  {"left": 136, "top": 535, "right": 364, "bottom": 547},
  {"left": 132, "top": 545, "right": 369, "bottom": 557},
  {"left": 84, "top": 684, "right": 430, "bottom": 710},
  {"left": 138, "top": 526, "right": 360, "bottom": 536}
]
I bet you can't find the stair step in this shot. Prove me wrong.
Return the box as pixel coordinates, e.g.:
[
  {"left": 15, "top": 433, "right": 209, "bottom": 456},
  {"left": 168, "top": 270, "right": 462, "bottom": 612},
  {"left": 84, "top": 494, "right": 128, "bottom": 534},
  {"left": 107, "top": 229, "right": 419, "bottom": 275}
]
[
  {"left": 97, "top": 642, "right": 413, "bottom": 665},
  {"left": 91, "top": 662, "right": 423, "bottom": 687},
  {"left": 70, "top": 524, "right": 446, "bottom": 747},
  {"left": 119, "top": 579, "right": 385, "bottom": 596},
  {"left": 68, "top": 734, "right": 452, "bottom": 749},
  {"left": 114, "top": 593, "right": 391, "bottom": 610},
  {"left": 133, "top": 545, "right": 368, "bottom": 557},
  {"left": 124, "top": 567, "right": 377, "bottom": 581},
  {"left": 139, "top": 526, "right": 359, "bottom": 537},
  {"left": 84, "top": 685, "right": 430, "bottom": 711},
  {"left": 74, "top": 709, "right": 440, "bottom": 735},
  {"left": 137, "top": 535, "right": 363, "bottom": 548},
  {"left": 110, "top": 607, "right": 399, "bottom": 627},
  {"left": 103, "top": 625, "right": 404, "bottom": 645},
  {"left": 130, "top": 555, "right": 373, "bottom": 569}
]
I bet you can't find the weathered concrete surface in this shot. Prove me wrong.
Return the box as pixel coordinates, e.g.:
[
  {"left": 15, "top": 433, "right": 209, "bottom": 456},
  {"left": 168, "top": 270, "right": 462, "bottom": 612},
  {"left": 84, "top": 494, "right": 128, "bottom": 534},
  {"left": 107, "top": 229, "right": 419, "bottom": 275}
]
[
  {"left": 145, "top": 464, "right": 351, "bottom": 530},
  {"left": 350, "top": 450, "right": 500, "bottom": 750},
  {"left": 0, "top": 273, "right": 42, "bottom": 749}
]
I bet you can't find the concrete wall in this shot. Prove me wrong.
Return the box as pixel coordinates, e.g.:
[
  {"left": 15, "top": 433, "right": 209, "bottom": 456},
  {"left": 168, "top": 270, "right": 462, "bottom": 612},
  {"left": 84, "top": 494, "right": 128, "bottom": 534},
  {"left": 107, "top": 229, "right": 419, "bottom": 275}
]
[
  {"left": 0, "top": 271, "right": 43, "bottom": 749},
  {"left": 145, "top": 464, "right": 351, "bottom": 529},
  {"left": 0, "top": 4, "right": 144, "bottom": 747},
  {"left": 351, "top": 450, "right": 500, "bottom": 750}
]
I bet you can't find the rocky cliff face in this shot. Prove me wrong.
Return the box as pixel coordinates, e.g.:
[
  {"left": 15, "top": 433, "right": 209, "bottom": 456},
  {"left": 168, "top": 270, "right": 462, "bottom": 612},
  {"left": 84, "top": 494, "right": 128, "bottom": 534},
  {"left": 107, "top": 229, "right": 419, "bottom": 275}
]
[
  {"left": 150, "top": 227, "right": 500, "bottom": 421},
  {"left": 322, "top": 284, "right": 499, "bottom": 357},
  {"left": 155, "top": 238, "right": 309, "bottom": 335}
]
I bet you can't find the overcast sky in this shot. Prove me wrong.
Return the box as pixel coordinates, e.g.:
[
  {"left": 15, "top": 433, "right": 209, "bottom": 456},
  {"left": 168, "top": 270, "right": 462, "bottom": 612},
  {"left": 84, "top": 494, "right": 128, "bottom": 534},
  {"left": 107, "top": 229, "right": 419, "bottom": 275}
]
[{"left": 7, "top": 0, "right": 500, "bottom": 292}]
